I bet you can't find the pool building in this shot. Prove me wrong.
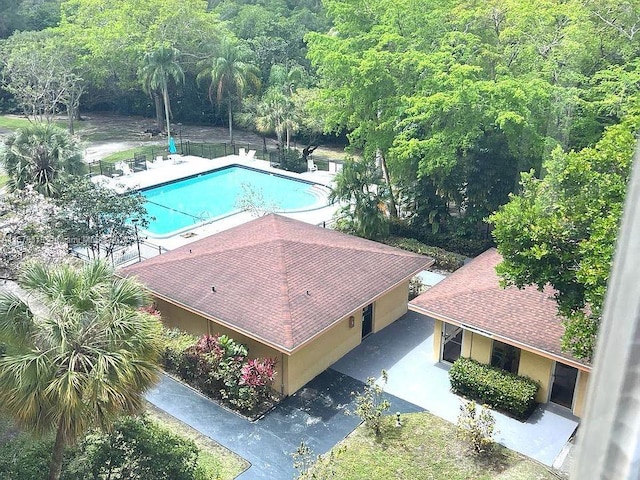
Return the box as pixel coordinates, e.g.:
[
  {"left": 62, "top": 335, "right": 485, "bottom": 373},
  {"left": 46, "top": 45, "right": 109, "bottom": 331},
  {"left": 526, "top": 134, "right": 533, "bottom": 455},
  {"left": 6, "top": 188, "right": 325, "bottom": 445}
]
[{"left": 122, "top": 214, "right": 434, "bottom": 395}]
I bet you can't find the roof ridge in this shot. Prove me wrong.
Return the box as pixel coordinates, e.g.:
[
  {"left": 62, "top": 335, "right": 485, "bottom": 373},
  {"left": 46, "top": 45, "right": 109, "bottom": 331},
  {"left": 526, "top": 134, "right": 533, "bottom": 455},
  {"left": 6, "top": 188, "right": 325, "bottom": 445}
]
[{"left": 274, "top": 221, "right": 294, "bottom": 348}]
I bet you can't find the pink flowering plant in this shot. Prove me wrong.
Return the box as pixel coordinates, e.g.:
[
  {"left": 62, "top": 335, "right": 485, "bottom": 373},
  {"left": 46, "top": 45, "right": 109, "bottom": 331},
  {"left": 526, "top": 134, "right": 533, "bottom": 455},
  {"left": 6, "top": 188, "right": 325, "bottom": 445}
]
[{"left": 161, "top": 329, "right": 278, "bottom": 416}]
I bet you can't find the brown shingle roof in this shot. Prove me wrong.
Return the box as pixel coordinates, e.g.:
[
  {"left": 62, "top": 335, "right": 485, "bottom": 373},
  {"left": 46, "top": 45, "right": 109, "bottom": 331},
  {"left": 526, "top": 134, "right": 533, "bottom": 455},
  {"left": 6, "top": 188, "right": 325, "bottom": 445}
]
[
  {"left": 409, "top": 248, "right": 589, "bottom": 369},
  {"left": 123, "top": 214, "right": 433, "bottom": 353}
]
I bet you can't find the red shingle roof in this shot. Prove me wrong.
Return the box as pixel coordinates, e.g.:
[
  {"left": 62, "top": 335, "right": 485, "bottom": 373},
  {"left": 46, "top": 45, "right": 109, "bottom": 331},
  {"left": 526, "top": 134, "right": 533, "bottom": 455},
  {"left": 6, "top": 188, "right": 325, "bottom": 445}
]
[
  {"left": 123, "top": 214, "right": 433, "bottom": 353},
  {"left": 409, "top": 248, "right": 589, "bottom": 368}
]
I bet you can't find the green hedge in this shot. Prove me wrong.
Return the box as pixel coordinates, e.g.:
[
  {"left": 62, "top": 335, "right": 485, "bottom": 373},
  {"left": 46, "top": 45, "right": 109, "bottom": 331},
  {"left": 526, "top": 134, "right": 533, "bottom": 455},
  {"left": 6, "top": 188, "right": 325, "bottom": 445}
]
[
  {"left": 382, "top": 236, "right": 466, "bottom": 272},
  {"left": 449, "top": 357, "right": 539, "bottom": 419}
]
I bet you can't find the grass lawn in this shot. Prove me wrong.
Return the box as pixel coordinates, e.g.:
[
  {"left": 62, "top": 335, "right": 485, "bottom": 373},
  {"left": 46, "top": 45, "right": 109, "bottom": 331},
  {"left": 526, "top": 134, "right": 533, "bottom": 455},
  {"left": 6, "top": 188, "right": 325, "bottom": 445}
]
[
  {"left": 101, "top": 145, "right": 169, "bottom": 164},
  {"left": 146, "top": 403, "right": 248, "bottom": 480},
  {"left": 0, "top": 115, "right": 70, "bottom": 132},
  {"left": 304, "top": 412, "right": 563, "bottom": 480}
]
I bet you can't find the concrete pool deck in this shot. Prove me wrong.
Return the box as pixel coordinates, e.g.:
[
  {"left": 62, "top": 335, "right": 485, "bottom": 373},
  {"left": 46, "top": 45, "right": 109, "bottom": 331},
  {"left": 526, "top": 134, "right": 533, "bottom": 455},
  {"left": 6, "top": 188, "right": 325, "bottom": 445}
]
[{"left": 93, "top": 154, "right": 340, "bottom": 251}]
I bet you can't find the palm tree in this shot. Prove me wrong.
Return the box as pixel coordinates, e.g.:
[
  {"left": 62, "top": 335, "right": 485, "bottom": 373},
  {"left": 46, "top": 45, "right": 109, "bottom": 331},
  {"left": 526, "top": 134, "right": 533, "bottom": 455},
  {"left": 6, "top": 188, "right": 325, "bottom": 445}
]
[
  {"left": 255, "top": 88, "right": 296, "bottom": 150},
  {"left": 0, "top": 260, "right": 162, "bottom": 480},
  {"left": 0, "top": 123, "right": 85, "bottom": 197},
  {"left": 141, "top": 46, "right": 184, "bottom": 145},
  {"left": 329, "top": 156, "right": 390, "bottom": 240},
  {"left": 197, "top": 38, "right": 260, "bottom": 143}
]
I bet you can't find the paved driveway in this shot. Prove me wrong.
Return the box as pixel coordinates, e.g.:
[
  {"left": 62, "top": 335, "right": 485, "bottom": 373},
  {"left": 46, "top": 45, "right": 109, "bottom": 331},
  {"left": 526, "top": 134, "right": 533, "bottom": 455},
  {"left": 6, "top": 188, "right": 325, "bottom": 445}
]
[
  {"left": 147, "top": 369, "right": 422, "bottom": 479},
  {"left": 332, "top": 310, "right": 580, "bottom": 466}
]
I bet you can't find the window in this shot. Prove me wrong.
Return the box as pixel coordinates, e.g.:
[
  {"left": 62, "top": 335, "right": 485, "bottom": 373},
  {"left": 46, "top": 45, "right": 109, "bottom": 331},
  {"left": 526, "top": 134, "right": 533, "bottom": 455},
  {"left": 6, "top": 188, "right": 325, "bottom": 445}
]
[{"left": 491, "top": 340, "right": 521, "bottom": 374}]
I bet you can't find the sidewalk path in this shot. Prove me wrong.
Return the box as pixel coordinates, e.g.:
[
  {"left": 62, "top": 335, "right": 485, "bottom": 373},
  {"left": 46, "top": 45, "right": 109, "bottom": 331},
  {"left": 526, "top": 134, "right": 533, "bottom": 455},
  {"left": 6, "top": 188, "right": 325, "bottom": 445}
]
[
  {"left": 333, "top": 311, "right": 580, "bottom": 466},
  {"left": 146, "top": 370, "right": 422, "bottom": 479}
]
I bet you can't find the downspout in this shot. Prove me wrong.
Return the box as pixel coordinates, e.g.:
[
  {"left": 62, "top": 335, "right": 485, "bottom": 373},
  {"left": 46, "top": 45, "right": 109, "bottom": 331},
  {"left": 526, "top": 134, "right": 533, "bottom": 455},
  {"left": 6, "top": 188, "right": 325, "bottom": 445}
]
[{"left": 281, "top": 352, "right": 285, "bottom": 395}]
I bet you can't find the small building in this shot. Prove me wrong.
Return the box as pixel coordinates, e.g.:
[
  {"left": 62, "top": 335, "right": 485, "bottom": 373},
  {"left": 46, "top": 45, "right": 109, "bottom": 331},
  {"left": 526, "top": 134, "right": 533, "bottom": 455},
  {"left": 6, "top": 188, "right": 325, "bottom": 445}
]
[
  {"left": 123, "top": 214, "right": 433, "bottom": 395},
  {"left": 409, "top": 248, "right": 591, "bottom": 417}
]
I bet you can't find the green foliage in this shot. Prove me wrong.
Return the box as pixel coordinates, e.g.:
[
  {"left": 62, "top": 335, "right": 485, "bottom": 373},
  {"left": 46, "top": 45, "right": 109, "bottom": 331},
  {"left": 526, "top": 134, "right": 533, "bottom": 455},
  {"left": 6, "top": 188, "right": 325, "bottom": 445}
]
[
  {"left": 0, "top": 432, "right": 53, "bottom": 480},
  {"left": 381, "top": 236, "right": 465, "bottom": 272},
  {"left": 456, "top": 401, "right": 496, "bottom": 456},
  {"left": 330, "top": 157, "right": 389, "bottom": 240},
  {"left": 196, "top": 37, "right": 260, "bottom": 142},
  {"left": 449, "top": 358, "right": 539, "bottom": 419},
  {"left": 0, "top": 260, "right": 162, "bottom": 480},
  {"left": 348, "top": 370, "right": 391, "bottom": 436},
  {"left": 54, "top": 177, "right": 150, "bottom": 259},
  {"left": 0, "top": 123, "right": 85, "bottom": 197},
  {"left": 141, "top": 45, "right": 185, "bottom": 137},
  {"left": 292, "top": 441, "right": 316, "bottom": 478},
  {"left": 161, "top": 330, "right": 277, "bottom": 416},
  {"left": 489, "top": 117, "right": 638, "bottom": 360},
  {"left": 0, "top": 187, "right": 66, "bottom": 279},
  {"left": 63, "top": 416, "right": 202, "bottom": 480}
]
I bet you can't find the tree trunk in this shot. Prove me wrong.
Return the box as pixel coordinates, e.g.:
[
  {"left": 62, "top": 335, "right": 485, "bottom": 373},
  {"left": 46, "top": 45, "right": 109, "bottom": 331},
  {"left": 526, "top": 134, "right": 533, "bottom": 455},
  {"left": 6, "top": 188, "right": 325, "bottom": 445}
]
[
  {"left": 377, "top": 150, "right": 398, "bottom": 217},
  {"left": 48, "top": 417, "right": 67, "bottom": 480},
  {"left": 153, "top": 93, "right": 163, "bottom": 131},
  {"left": 163, "top": 88, "right": 171, "bottom": 143},
  {"left": 286, "top": 126, "right": 290, "bottom": 150},
  {"left": 67, "top": 105, "right": 74, "bottom": 135},
  {"left": 228, "top": 98, "right": 233, "bottom": 143}
]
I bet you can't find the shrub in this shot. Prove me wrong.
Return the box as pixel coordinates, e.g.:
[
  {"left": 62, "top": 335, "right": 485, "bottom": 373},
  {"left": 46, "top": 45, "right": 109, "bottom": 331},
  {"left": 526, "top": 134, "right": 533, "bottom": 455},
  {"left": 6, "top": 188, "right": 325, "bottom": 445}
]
[
  {"left": 63, "top": 415, "right": 203, "bottom": 480},
  {"left": 457, "top": 401, "right": 496, "bottom": 455},
  {"left": 161, "top": 329, "right": 277, "bottom": 415},
  {"left": 160, "top": 328, "right": 200, "bottom": 378},
  {"left": 449, "top": 357, "right": 539, "bottom": 419},
  {"left": 0, "top": 434, "right": 52, "bottom": 480},
  {"left": 382, "top": 236, "right": 466, "bottom": 271},
  {"left": 348, "top": 370, "right": 391, "bottom": 436}
]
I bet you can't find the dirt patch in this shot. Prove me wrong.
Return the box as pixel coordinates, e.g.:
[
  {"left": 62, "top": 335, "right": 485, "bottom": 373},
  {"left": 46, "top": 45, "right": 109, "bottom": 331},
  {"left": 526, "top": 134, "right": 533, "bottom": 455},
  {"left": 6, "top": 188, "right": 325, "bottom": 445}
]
[{"left": 75, "top": 113, "right": 347, "bottom": 163}]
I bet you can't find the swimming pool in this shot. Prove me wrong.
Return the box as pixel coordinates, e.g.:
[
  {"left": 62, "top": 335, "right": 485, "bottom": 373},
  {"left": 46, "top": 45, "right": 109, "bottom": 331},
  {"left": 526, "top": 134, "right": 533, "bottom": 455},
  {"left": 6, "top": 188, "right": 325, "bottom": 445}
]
[{"left": 140, "top": 165, "right": 327, "bottom": 236}]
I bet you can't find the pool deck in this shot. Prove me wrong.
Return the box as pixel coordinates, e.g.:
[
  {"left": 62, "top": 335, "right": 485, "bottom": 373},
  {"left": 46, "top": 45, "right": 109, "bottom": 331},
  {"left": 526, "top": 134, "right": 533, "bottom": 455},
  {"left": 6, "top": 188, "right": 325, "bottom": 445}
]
[{"left": 93, "top": 154, "right": 340, "bottom": 252}]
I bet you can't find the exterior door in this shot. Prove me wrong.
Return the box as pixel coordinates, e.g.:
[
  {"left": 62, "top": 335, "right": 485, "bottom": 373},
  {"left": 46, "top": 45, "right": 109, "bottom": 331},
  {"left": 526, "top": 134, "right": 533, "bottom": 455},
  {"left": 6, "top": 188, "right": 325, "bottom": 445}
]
[
  {"left": 550, "top": 362, "right": 578, "bottom": 409},
  {"left": 441, "top": 322, "right": 463, "bottom": 363},
  {"left": 362, "top": 303, "right": 373, "bottom": 338}
]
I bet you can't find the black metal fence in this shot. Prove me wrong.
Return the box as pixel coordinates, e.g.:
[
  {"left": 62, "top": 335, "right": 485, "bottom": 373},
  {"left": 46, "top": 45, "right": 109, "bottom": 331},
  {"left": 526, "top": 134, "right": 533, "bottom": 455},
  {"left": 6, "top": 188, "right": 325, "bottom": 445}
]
[{"left": 87, "top": 139, "right": 339, "bottom": 178}]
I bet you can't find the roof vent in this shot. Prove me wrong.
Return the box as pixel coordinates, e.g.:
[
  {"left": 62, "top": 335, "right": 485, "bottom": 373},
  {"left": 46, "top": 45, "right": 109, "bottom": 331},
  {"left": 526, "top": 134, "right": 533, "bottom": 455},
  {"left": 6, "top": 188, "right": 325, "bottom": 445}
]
[{"left": 211, "top": 286, "right": 216, "bottom": 293}]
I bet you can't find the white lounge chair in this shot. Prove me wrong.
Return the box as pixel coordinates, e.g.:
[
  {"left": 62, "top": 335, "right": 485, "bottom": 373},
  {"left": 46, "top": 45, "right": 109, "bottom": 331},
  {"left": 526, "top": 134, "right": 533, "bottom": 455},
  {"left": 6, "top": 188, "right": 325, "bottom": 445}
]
[
  {"left": 307, "top": 159, "right": 318, "bottom": 172},
  {"left": 328, "top": 161, "right": 336, "bottom": 173},
  {"left": 247, "top": 149, "right": 256, "bottom": 160},
  {"left": 116, "top": 161, "right": 133, "bottom": 176},
  {"left": 335, "top": 162, "right": 343, "bottom": 173},
  {"left": 239, "top": 147, "right": 247, "bottom": 157}
]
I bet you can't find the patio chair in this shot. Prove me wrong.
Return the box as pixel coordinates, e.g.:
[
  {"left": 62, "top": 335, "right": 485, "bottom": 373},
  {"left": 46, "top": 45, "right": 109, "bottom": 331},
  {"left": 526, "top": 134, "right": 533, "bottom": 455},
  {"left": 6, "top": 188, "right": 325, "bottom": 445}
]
[
  {"left": 116, "top": 161, "right": 133, "bottom": 176},
  {"left": 307, "top": 158, "right": 318, "bottom": 172},
  {"left": 328, "top": 161, "right": 336, "bottom": 173},
  {"left": 239, "top": 147, "right": 247, "bottom": 157},
  {"left": 247, "top": 149, "right": 256, "bottom": 160}
]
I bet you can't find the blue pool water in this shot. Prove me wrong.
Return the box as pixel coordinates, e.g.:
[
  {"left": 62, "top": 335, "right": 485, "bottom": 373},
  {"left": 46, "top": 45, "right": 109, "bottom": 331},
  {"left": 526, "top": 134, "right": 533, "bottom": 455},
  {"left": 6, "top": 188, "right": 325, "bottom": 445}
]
[{"left": 141, "top": 165, "right": 322, "bottom": 236}]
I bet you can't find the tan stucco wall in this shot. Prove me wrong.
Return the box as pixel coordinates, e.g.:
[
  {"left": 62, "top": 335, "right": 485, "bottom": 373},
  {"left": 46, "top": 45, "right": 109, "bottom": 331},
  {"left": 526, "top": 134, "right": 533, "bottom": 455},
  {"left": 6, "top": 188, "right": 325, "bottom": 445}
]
[
  {"left": 286, "top": 313, "right": 362, "bottom": 394},
  {"left": 155, "top": 298, "right": 287, "bottom": 393},
  {"left": 433, "top": 319, "right": 443, "bottom": 361},
  {"left": 463, "top": 332, "right": 492, "bottom": 364},
  {"left": 572, "top": 369, "right": 590, "bottom": 417},
  {"left": 517, "top": 350, "right": 554, "bottom": 403},
  {"left": 155, "top": 280, "right": 410, "bottom": 396},
  {"left": 373, "top": 281, "right": 410, "bottom": 332}
]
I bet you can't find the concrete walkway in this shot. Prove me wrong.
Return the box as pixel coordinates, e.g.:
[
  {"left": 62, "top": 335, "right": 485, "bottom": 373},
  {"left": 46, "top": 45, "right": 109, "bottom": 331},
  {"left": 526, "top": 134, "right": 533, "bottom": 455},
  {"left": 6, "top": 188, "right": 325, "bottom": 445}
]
[
  {"left": 332, "top": 310, "right": 580, "bottom": 466},
  {"left": 146, "top": 369, "right": 422, "bottom": 479}
]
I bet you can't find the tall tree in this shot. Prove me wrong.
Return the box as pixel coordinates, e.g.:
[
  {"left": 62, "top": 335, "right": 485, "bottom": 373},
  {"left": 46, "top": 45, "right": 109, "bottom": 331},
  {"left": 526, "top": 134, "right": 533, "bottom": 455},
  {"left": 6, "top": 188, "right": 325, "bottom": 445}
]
[
  {"left": 141, "top": 45, "right": 184, "bottom": 143},
  {"left": 0, "top": 123, "right": 85, "bottom": 197},
  {"left": 489, "top": 115, "right": 638, "bottom": 360},
  {"left": 255, "top": 88, "right": 296, "bottom": 150},
  {"left": 197, "top": 37, "right": 260, "bottom": 143},
  {"left": 0, "top": 260, "right": 162, "bottom": 480}
]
